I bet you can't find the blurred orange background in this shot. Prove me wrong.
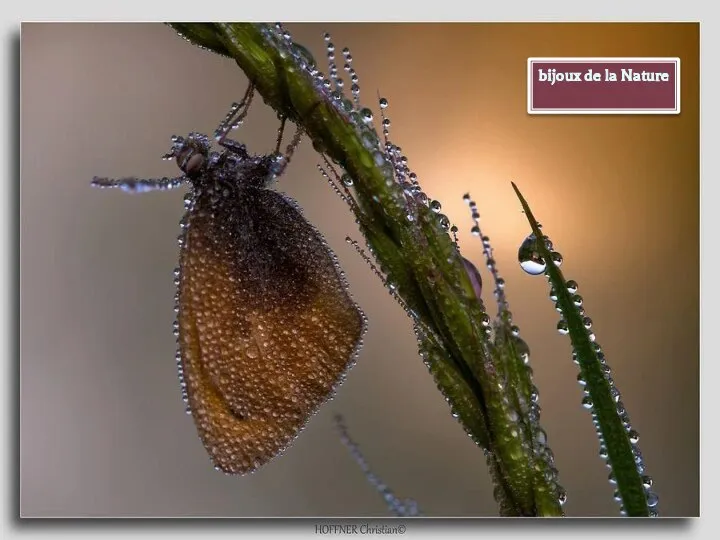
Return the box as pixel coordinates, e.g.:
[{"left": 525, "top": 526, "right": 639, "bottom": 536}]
[{"left": 21, "top": 23, "right": 698, "bottom": 517}]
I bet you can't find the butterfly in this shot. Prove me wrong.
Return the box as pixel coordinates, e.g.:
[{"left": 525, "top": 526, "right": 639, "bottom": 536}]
[{"left": 92, "top": 86, "right": 366, "bottom": 474}]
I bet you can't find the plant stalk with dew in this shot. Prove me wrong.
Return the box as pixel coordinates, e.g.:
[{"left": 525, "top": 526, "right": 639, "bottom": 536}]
[{"left": 164, "top": 22, "right": 654, "bottom": 517}]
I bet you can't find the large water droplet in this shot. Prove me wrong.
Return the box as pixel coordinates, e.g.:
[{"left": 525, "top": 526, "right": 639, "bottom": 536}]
[
  {"left": 462, "top": 257, "right": 483, "bottom": 300},
  {"left": 557, "top": 320, "right": 569, "bottom": 335},
  {"left": 518, "top": 234, "right": 547, "bottom": 275}
]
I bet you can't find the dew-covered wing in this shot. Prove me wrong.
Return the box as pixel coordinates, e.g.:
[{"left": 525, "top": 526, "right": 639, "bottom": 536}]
[{"left": 177, "top": 187, "right": 364, "bottom": 474}]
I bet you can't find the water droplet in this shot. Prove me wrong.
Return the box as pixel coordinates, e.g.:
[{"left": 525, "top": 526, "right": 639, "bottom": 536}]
[
  {"left": 646, "top": 491, "right": 659, "bottom": 508},
  {"left": 379, "top": 97, "right": 389, "bottom": 109},
  {"left": 462, "top": 193, "right": 471, "bottom": 203},
  {"left": 608, "top": 472, "right": 617, "bottom": 485},
  {"left": 462, "top": 257, "right": 483, "bottom": 300},
  {"left": 581, "top": 396, "right": 593, "bottom": 409},
  {"left": 429, "top": 200, "right": 442, "bottom": 213},
  {"left": 557, "top": 320, "right": 569, "bottom": 335},
  {"left": 583, "top": 316, "right": 593, "bottom": 329},
  {"left": 341, "top": 174, "right": 353, "bottom": 186},
  {"left": 551, "top": 251, "right": 563, "bottom": 267},
  {"left": 536, "top": 429, "right": 547, "bottom": 445},
  {"left": 628, "top": 430, "right": 639, "bottom": 444},
  {"left": 642, "top": 475, "right": 653, "bottom": 489},
  {"left": 566, "top": 280, "right": 578, "bottom": 294},
  {"left": 518, "top": 234, "right": 546, "bottom": 275},
  {"left": 572, "top": 294, "right": 583, "bottom": 306}
]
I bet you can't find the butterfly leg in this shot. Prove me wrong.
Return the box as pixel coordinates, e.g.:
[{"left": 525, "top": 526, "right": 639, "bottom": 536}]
[{"left": 214, "top": 84, "right": 255, "bottom": 144}]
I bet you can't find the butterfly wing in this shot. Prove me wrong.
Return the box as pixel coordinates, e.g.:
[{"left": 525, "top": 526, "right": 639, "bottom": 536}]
[{"left": 177, "top": 187, "right": 365, "bottom": 474}]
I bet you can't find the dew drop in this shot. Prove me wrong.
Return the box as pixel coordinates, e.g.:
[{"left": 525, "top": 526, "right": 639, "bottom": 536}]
[
  {"left": 557, "top": 320, "right": 569, "bottom": 335},
  {"left": 536, "top": 428, "right": 547, "bottom": 445},
  {"left": 518, "top": 234, "right": 547, "bottom": 275},
  {"left": 551, "top": 251, "right": 563, "bottom": 267},
  {"left": 429, "top": 200, "right": 442, "bottom": 213},
  {"left": 566, "top": 280, "right": 578, "bottom": 294},
  {"left": 379, "top": 97, "right": 389, "bottom": 109},
  {"left": 549, "top": 287, "right": 558, "bottom": 301},
  {"left": 360, "top": 108, "right": 374, "bottom": 123},
  {"left": 581, "top": 396, "right": 593, "bottom": 409}
]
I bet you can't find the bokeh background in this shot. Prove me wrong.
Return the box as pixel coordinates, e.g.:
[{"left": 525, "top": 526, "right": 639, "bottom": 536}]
[{"left": 20, "top": 23, "right": 699, "bottom": 517}]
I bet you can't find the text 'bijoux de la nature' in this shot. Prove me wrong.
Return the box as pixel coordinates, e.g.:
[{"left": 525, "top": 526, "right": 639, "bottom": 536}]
[{"left": 537, "top": 68, "right": 670, "bottom": 86}]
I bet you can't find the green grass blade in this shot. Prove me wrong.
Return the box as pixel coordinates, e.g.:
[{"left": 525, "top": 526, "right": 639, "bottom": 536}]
[{"left": 511, "top": 182, "right": 654, "bottom": 517}]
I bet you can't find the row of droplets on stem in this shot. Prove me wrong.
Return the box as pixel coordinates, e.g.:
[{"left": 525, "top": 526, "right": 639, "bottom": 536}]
[
  {"left": 463, "top": 193, "right": 567, "bottom": 510},
  {"left": 516, "top": 229, "right": 658, "bottom": 516}
]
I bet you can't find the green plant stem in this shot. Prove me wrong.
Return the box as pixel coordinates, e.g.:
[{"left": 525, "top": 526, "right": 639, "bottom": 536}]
[
  {"left": 511, "top": 182, "right": 649, "bottom": 517},
  {"left": 167, "top": 22, "right": 564, "bottom": 517}
]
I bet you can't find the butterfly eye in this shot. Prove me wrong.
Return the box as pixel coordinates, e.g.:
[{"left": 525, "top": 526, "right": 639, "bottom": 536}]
[{"left": 176, "top": 145, "right": 206, "bottom": 177}]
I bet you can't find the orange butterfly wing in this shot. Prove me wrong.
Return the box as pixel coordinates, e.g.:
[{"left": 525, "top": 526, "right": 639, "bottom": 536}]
[{"left": 177, "top": 187, "right": 365, "bottom": 474}]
